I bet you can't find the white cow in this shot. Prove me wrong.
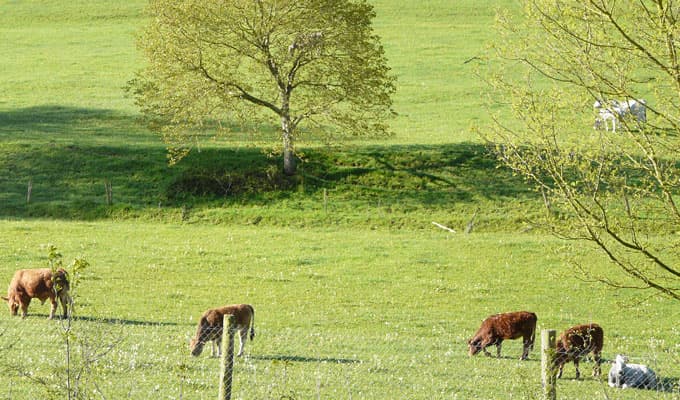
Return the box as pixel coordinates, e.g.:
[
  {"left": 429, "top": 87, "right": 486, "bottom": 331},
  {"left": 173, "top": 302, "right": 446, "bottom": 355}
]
[
  {"left": 608, "top": 354, "right": 658, "bottom": 390},
  {"left": 593, "top": 99, "right": 647, "bottom": 132}
]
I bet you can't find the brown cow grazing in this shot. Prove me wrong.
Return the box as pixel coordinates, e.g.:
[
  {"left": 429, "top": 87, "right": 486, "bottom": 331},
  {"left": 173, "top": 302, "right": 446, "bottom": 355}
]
[
  {"left": 554, "top": 323, "right": 604, "bottom": 379},
  {"left": 468, "top": 311, "right": 537, "bottom": 360},
  {"left": 2, "top": 268, "right": 71, "bottom": 319},
  {"left": 190, "top": 304, "right": 255, "bottom": 357}
]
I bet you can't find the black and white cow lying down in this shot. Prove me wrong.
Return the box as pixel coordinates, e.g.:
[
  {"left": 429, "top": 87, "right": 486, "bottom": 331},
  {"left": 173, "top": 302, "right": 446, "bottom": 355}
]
[{"left": 608, "top": 354, "right": 658, "bottom": 390}]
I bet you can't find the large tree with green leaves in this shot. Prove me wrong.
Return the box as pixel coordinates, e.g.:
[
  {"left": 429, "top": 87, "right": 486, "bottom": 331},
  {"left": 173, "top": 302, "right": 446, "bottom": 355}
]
[
  {"left": 130, "top": 0, "right": 395, "bottom": 176},
  {"left": 484, "top": 1, "right": 680, "bottom": 300}
]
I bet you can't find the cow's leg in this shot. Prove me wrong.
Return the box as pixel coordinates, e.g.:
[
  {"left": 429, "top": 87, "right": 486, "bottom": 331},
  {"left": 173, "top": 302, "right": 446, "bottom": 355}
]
[
  {"left": 592, "top": 351, "right": 601, "bottom": 376},
  {"left": 495, "top": 341, "right": 502, "bottom": 358},
  {"left": 20, "top": 298, "right": 30, "bottom": 319},
  {"left": 48, "top": 297, "right": 58, "bottom": 319},
  {"left": 237, "top": 328, "right": 247, "bottom": 357},
  {"left": 59, "top": 293, "right": 70, "bottom": 318},
  {"left": 479, "top": 339, "right": 493, "bottom": 357},
  {"left": 481, "top": 340, "right": 493, "bottom": 357},
  {"left": 520, "top": 336, "right": 531, "bottom": 360},
  {"left": 574, "top": 359, "right": 581, "bottom": 379},
  {"left": 556, "top": 363, "right": 564, "bottom": 379},
  {"left": 481, "top": 347, "right": 492, "bottom": 356}
]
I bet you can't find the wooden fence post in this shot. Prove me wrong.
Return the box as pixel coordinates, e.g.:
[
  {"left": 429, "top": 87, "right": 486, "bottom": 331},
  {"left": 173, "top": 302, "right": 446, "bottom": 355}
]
[
  {"left": 323, "top": 188, "right": 328, "bottom": 213},
  {"left": 104, "top": 180, "right": 113, "bottom": 205},
  {"left": 26, "top": 179, "right": 33, "bottom": 204},
  {"left": 218, "top": 314, "right": 236, "bottom": 400},
  {"left": 541, "top": 329, "right": 557, "bottom": 400}
]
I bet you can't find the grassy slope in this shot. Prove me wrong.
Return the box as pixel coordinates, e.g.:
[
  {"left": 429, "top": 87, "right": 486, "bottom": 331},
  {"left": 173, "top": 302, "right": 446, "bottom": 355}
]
[
  {"left": 0, "top": 0, "right": 540, "bottom": 231},
  {"left": 0, "top": 1, "right": 678, "bottom": 399}
]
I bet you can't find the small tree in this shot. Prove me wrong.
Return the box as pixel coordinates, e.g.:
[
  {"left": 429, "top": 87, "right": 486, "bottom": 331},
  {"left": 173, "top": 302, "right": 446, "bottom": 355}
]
[
  {"left": 130, "top": 0, "right": 396, "bottom": 176},
  {"left": 483, "top": 1, "right": 680, "bottom": 300},
  {"left": 45, "top": 244, "right": 90, "bottom": 399}
]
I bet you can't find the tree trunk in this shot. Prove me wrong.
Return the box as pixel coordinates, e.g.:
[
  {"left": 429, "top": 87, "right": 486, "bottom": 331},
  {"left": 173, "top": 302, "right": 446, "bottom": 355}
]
[
  {"left": 281, "top": 116, "right": 296, "bottom": 176},
  {"left": 283, "top": 141, "right": 296, "bottom": 176}
]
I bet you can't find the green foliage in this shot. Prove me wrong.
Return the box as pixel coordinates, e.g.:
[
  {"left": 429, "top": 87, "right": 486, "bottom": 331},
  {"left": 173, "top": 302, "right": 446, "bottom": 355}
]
[
  {"left": 45, "top": 244, "right": 89, "bottom": 298},
  {"left": 483, "top": 0, "right": 680, "bottom": 301},
  {"left": 130, "top": 0, "right": 396, "bottom": 174}
]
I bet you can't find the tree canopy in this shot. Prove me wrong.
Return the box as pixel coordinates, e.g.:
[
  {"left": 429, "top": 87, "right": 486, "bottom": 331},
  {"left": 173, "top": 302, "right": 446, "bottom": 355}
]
[
  {"left": 130, "top": 0, "right": 396, "bottom": 175},
  {"left": 484, "top": 0, "right": 680, "bottom": 300}
]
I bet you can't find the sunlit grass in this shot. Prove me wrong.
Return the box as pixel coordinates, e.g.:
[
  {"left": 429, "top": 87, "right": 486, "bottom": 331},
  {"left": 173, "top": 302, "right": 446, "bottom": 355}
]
[
  {"left": 0, "top": 221, "right": 678, "bottom": 399},
  {"left": 1, "top": 0, "right": 679, "bottom": 399}
]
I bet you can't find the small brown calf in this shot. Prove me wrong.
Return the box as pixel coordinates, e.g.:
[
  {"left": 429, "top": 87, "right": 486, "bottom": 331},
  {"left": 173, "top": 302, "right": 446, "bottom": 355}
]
[
  {"left": 554, "top": 323, "right": 604, "bottom": 379},
  {"left": 468, "top": 311, "right": 537, "bottom": 360},
  {"left": 2, "top": 268, "right": 71, "bottom": 319},
  {"left": 189, "top": 304, "right": 255, "bottom": 357}
]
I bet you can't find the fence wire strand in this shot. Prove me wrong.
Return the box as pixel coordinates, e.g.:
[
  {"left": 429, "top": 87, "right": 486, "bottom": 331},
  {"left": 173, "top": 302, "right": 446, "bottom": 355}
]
[{"left": 0, "top": 311, "right": 678, "bottom": 399}]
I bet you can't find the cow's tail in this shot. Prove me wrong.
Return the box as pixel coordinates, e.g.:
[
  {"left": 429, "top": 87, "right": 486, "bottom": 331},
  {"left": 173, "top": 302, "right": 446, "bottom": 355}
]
[
  {"left": 247, "top": 304, "right": 255, "bottom": 341},
  {"left": 530, "top": 314, "right": 537, "bottom": 351}
]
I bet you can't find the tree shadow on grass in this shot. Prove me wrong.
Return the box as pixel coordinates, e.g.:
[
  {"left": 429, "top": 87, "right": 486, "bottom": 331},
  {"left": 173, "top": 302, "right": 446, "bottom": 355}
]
[
  {"left": 0, "top": 105, "right": 153, "bottom": 144},
  {"left": 14, "top": 313, "right": 180, "bottom": 326},
  {"left": 73, "top": 315, "right": 180, "bottom": 327},
  {"left": 488, "top": 355, "right": 540, "bottom": 362},
  {"left": 0, "top": 105, "right": 535, "bottom": 220},
  {"left": 251, "top": 354, "right": 360, "bottom": 364}
]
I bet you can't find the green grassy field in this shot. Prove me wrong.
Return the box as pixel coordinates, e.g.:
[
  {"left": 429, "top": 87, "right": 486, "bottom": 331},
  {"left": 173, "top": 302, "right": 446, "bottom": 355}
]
[
  {"left": 1, "top": 221, "right": 678, "bottom": 399},
  {"left": 1, "top": 1, "right": 679, "bottom": 399}
]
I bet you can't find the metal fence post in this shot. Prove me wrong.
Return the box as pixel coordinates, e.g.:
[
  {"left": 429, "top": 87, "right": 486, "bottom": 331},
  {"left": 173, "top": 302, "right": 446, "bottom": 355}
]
[
  {"left": 541, "top": 329, "right": 557, "bottom": 400},
  {"left": 218, "top": 314, "right": 236, "bottom": 400}
]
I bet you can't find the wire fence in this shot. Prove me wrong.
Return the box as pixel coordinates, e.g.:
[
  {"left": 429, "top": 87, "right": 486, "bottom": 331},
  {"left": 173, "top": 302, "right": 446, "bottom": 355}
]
[{"left": 0, "top": 312, "right": 678, "bottom": 400}]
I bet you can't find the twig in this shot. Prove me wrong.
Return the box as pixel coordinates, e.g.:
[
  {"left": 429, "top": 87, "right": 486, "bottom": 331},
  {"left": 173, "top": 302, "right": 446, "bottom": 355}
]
[{"left": 432, "top": 221, "right": 456, "bottom": 233}]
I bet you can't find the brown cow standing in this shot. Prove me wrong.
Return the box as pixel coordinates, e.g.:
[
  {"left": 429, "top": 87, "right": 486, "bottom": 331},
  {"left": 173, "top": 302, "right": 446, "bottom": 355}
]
[
  {"left": 468, "top": 311, "right": 537, "bottom": 360},
  {"left": 554, "top": 323, "right": 604, "bottom": 379},
  {"left": 190, "top": 304, "right": 255, "bottom": 357},
  {"left": 2, "top": 268, "right": 71, "bottom": 319}
]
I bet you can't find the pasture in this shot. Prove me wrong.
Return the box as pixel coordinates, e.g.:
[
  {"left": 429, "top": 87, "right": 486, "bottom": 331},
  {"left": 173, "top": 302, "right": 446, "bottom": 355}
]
[
  {"left": 0, "top": 0, "right": 679, "bottom": 399},
  {"left": 1, "top": 221, "right": 678, "bottom": 399}
]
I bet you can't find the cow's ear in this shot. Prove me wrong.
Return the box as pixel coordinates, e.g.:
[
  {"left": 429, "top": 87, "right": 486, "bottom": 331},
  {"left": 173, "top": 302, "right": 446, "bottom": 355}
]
[{"left": 1, "top": 296, "right": 8, "bottom": 302}]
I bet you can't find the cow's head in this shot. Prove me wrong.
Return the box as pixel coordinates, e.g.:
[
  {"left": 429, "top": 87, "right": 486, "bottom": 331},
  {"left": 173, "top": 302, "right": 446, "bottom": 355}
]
[
  {"left": 189, "top": 337, "right": 204, "bottom": 357},
  {"left": 613, "top": 354, "right": 628, "bottom": 366},
  {"left": 52, "top": 268, "right": 70, "bottom": 294},
  {"left": 552, "top": 341, "right": 572, "bottom": 368},
  {"left": 467, "top": 338, "right": 482, "bottom": 356},
  {"left": 1, "top": 295, "right": 19, "bottom": 316}
]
